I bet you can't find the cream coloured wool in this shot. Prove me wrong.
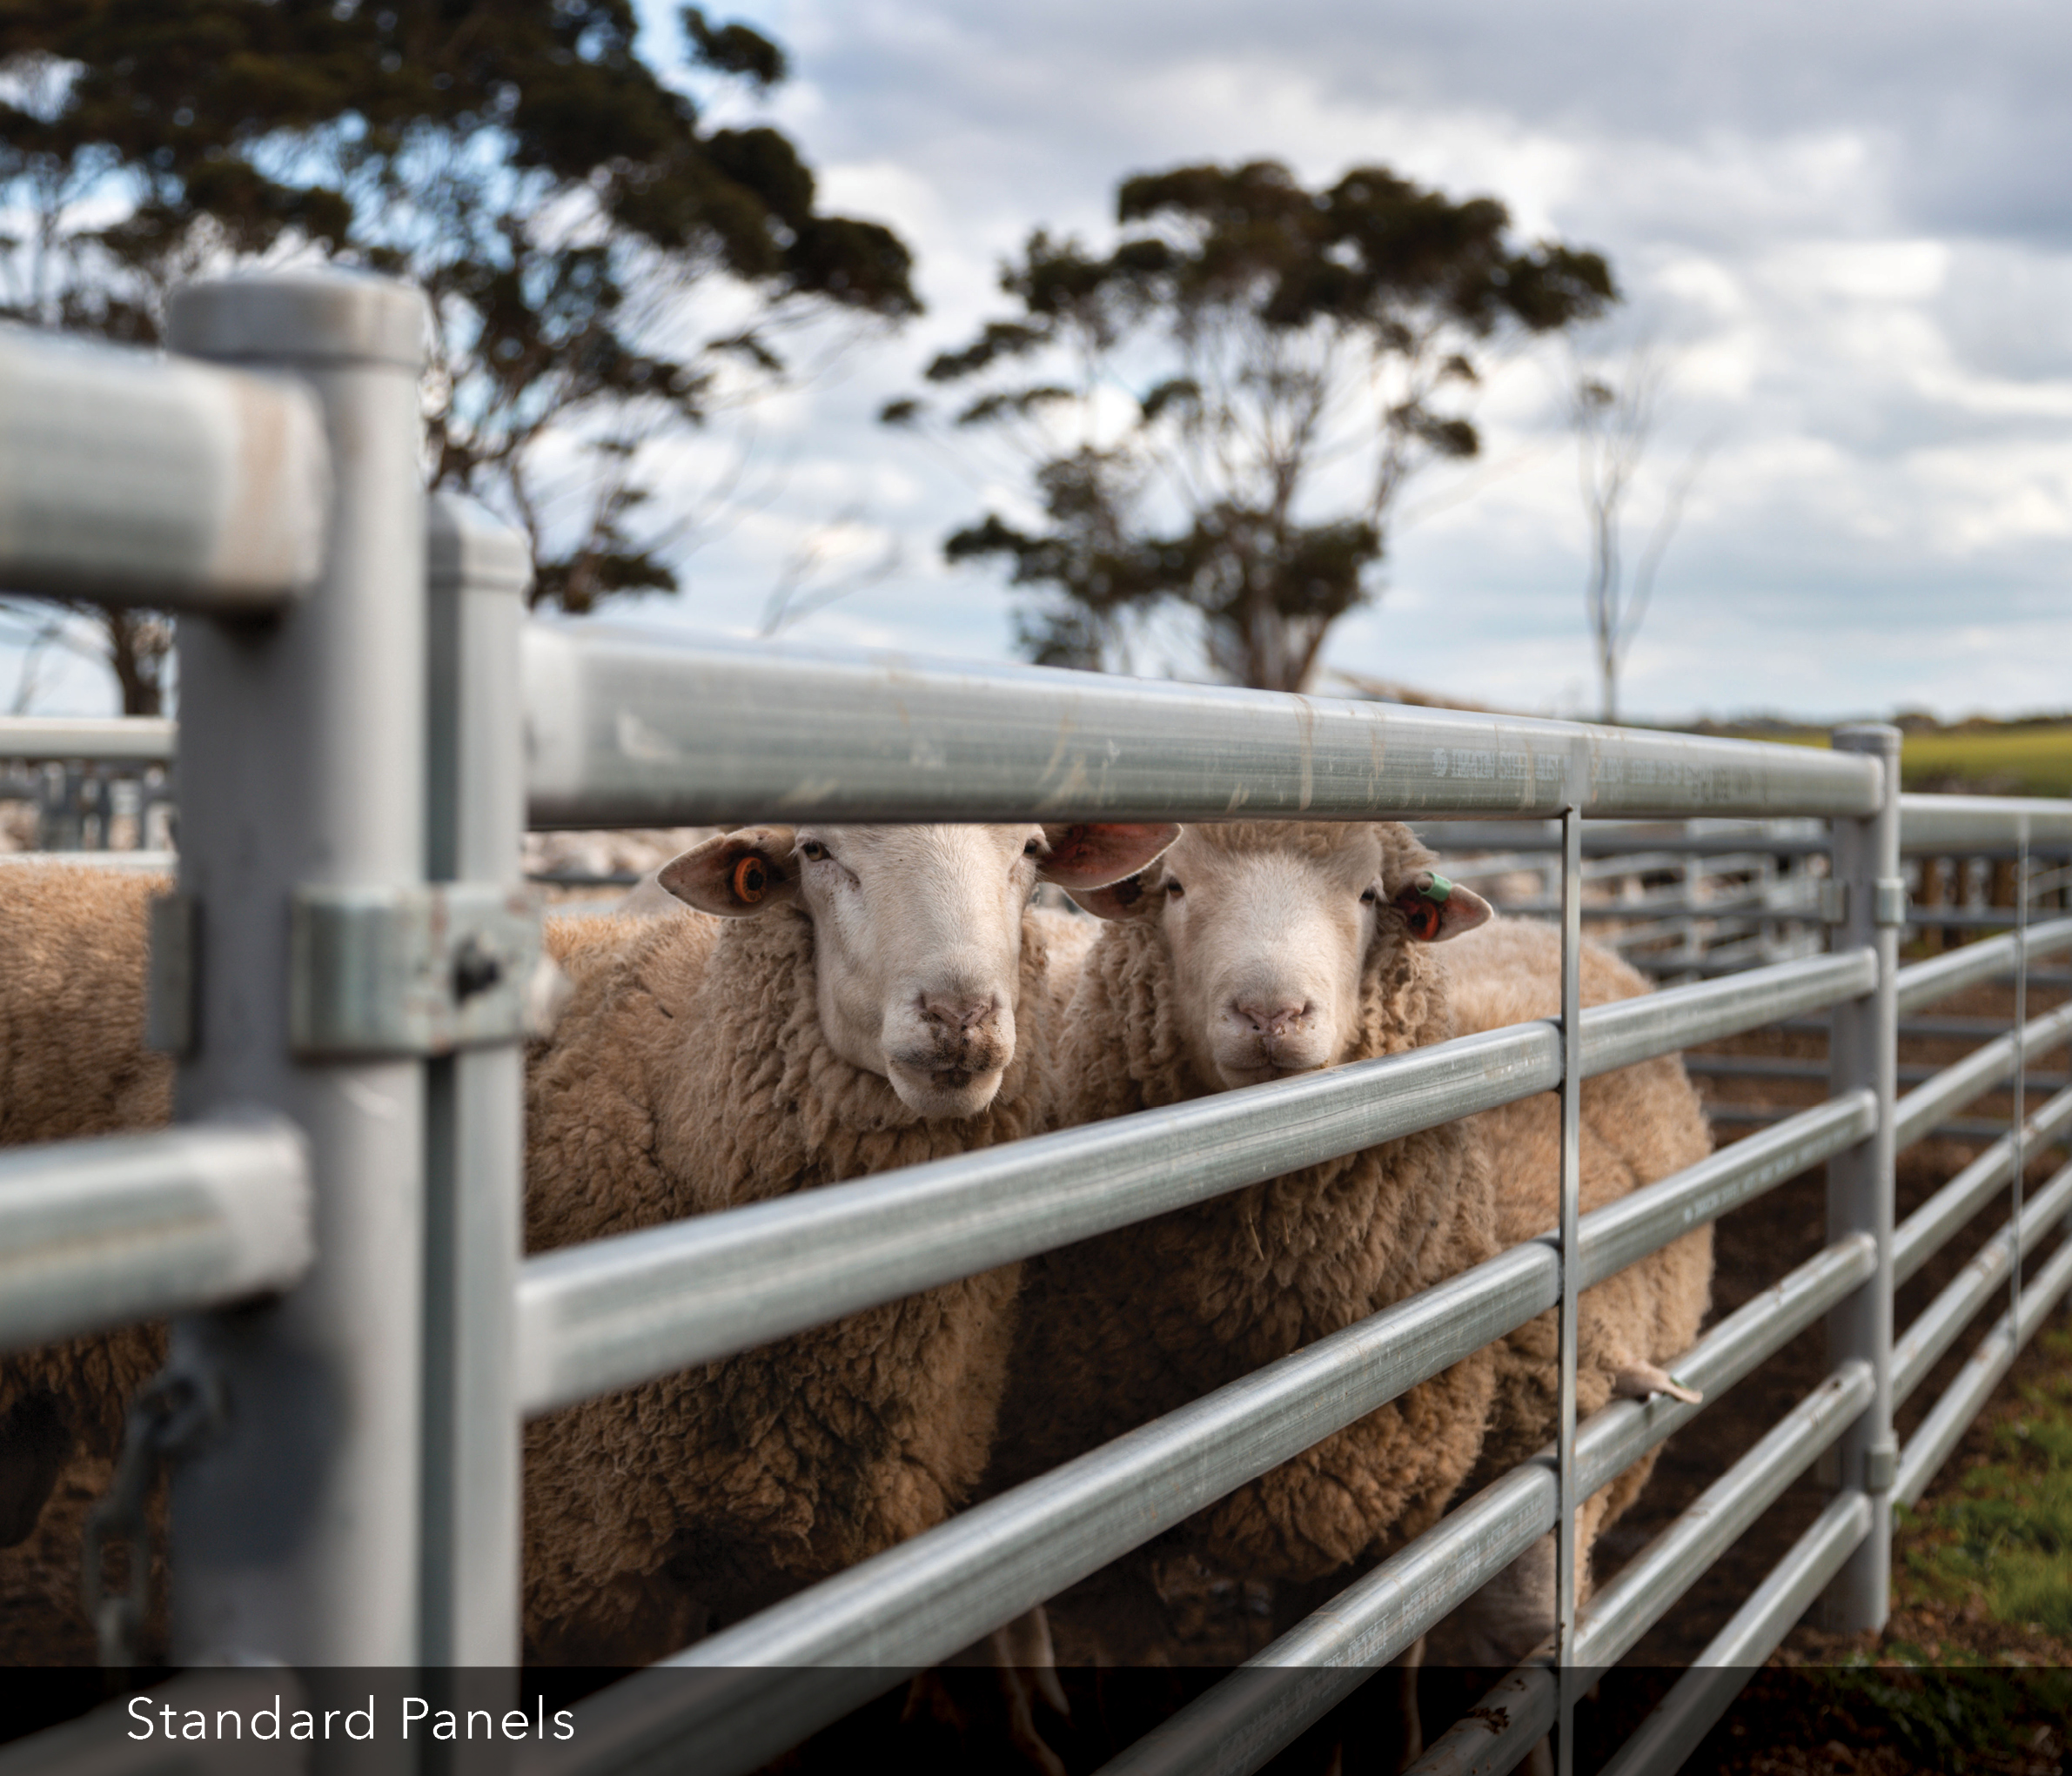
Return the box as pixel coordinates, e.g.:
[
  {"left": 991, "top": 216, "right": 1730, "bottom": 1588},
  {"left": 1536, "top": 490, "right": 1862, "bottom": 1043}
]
[
  {"left": 521, "top": 820, "right": 1177, "bottom": 1661},
  {"left": 1438, "top": 915, "right": 1715, "bottom": 1667},
  {"left": 991, "top": 822, "right": 1502, "bottom": 1648}
]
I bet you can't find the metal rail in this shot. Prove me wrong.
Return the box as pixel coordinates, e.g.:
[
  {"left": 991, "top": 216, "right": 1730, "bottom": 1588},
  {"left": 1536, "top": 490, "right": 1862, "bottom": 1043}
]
[
  {"left": 1103, "top": 1234, "right": 1878, "bottom": 1776},
  {"left": 0, "top": 717, "right": 178, "bottom": 764},
  {"left": 517, "top": 957, "right": 1872, "bottom": 1413},
  {"left": 0, "top": 322, "right": 329, "bottom": 612},
  {"left": 0, "top": 1121, "right": 311, "bottom": 1350},
  {"left": 520, "top": 626, "right": 1882, "bottom": 828}
]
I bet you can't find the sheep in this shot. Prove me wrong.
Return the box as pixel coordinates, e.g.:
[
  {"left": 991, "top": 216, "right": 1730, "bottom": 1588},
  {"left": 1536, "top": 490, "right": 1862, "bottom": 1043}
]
[
  {"left": 989, "top": 821, "right": 1505, "bottom": 1648},
  {"left": 1435, "top": 915, "right": 1714, "bottom": 1669},
  {"left": 0, "top": 863, "right": 173, "bottom": 1661},
  {"left": 519, "top": 820, "right": 1178, "bottom": 1665}
]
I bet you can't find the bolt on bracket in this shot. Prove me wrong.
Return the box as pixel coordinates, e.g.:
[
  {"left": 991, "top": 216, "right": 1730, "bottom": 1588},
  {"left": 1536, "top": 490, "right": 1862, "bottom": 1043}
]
[{"left": 289, "top": 881, "right": 552, "bottom": 1058}]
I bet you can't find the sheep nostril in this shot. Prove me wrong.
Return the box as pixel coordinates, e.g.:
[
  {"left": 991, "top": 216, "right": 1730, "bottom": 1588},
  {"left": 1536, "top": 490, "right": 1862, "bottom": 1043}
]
[
  {"left": 920, "top": 994, "right": 997, "bottom": 1032},
  {"left": 1233, "top": 999, "right": 1305, "bottom": 1037}
]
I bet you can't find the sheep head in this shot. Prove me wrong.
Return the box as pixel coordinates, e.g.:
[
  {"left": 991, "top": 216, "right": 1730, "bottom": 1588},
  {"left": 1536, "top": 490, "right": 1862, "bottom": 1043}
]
[
  {"left": 1069, "top": 821, "right": 1492, "bottom": 1090},
  {"left": 660, "top": 821, "right": 1178, "bottom": 1119}
]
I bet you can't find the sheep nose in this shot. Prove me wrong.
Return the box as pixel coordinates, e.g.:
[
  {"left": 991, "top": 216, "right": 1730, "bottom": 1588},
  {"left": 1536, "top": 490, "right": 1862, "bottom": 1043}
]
[
  {"left": 1232, "top": 997, "right": 1309, "bottom": 1037},
  {"left": 919, "top": 992, "right": 998, "bottom": 1032}
]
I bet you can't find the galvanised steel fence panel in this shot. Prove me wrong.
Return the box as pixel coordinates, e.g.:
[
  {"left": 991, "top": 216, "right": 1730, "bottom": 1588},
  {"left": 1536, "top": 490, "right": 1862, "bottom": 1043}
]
[{"left": 6, "top": 267, "right": 2072, "bottom": 1776}]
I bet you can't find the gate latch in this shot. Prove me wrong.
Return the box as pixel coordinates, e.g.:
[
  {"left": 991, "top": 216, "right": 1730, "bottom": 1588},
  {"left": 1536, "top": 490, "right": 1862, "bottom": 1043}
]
[{"left": 290, "top": 882, "right": 552, "bottom": 1058}]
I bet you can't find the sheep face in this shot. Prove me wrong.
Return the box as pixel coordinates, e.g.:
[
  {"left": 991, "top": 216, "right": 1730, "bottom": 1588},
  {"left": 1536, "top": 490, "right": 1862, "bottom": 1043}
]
[
  {"left": 1070, "top": 823, "right": 1492, "bottom": 1091},
  {"left": 661, "top": 822, "right": 1177, "bottom": 1119}
]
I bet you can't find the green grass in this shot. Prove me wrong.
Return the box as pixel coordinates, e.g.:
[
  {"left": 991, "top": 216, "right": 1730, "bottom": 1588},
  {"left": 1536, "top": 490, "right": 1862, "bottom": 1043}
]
[
  {"left": 1898, "top": 726, "right": 2072, "bottom": 797},
  {"left": 1896, "top": 1325, "right": 2072, "bottom": 1639},
  {"left": 1719, "top": 723, "right": 2072, "bottom": 795}
]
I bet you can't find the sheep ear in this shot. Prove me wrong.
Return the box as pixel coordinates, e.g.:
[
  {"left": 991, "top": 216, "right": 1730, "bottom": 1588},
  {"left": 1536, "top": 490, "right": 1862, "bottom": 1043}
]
[
  {"left": 1388, "top": 869, "right": 1492, "bottom": 942},
  {"left": 1064, "top": 862, "right": 1166, "bottom": 922},
  {"left": 1037, "top": 822, "right": 1181, "bottom": 889},
  {"left": 658, "top": 826, "right": 801, "bottom": 917}
]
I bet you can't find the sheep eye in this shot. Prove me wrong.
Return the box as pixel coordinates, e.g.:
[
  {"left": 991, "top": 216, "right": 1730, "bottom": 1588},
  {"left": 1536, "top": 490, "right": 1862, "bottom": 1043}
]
[
  {"left": 1164, "top": 879, "right": 1184, "bottom": 899},
  {"left": 1360, "top": 887, "right": 1378, "bottom": 904},
  {"left": 801, "top": 841, "right": 829, "bottom": 861},
  {"left": 1023, "top": 837, "right": 1042, "bottom": 856}
]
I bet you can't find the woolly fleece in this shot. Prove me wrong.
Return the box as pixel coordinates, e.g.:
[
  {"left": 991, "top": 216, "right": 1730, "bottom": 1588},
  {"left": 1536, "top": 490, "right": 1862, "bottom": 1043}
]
[
  {"left": 990, "top": 823, "right": 1500, "bottom": 1587},
  {"left": 521, "top": 901, "right": 1082, "bottom": 1662},
  {"left": 1440, "top": 917, "right": 1715, "bottom": 1549},
  {"left": 0, "top": 867, "right": 172, "bottom": 1659}
]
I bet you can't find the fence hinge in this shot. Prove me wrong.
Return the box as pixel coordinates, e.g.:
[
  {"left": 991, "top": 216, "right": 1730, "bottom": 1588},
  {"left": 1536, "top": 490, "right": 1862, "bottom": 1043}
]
[
  {"left": 1818, "top": 881, "right": 1847, "bottom": 924},
  {"left": 146, "top": 890, "right": 198, "bottom": 1057},
  {"left": 289, "top": 881, "right": 552, "bottom": 1058},
  {"left": 1872, "top": 877, "right": 1909, "bottom": 928}
]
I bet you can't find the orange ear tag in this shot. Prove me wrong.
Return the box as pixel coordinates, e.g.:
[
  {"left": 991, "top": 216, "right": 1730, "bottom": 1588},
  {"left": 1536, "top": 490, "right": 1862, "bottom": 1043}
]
[{"left": 732, "top": 856, "right": 768, "bottom": 903}]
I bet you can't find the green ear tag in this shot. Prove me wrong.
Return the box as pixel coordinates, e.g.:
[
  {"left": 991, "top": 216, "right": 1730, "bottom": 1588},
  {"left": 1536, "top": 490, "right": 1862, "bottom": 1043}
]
[{"left": 1420, "top": 872, "right": 1453, "bottom": 903}]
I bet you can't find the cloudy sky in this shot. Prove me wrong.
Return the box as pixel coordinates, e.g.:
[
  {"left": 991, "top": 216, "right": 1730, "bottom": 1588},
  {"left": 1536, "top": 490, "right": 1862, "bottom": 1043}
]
[
  {"left": 11, "top": 0, "right": 2070, "bottom": 722},
  {"left": 618, "top": 0, "right": 2072, "bottom": 725}
]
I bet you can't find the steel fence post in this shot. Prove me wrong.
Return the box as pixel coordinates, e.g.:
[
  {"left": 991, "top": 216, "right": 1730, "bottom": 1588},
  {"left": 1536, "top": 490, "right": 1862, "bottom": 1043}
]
[
  {"left": 1821, "top": 723, "right": 1901, "bottom": 1632},
  {"left": 421, "top": 495, "right": 532, "bottom": 1670},
  {"left": 1555, "top": 804, "right": 1583, "bottom": 1776},
  {"left": 164, "top": 271, "right": 430, "bottom": 1665}
]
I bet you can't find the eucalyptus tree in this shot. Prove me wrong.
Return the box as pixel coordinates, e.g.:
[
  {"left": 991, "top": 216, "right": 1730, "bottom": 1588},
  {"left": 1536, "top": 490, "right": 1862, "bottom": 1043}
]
[
  {"left": 0, "top": 1, "right": 918, "bottom": 711},
  {"left": 891, "top": 160, "right": 1614, "bottom": 692}
]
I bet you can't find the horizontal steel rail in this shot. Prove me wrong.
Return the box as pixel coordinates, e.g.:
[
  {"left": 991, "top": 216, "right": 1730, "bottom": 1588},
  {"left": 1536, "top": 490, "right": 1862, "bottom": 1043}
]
[
  {"left": 1418, "top": 802, "right": 2072, "bottom": 858},
  {"left": 1892, "top": 1084, "right": 2072, "bottom": 1283},
  {"left": 1898, "top": 793, "right": 2072, "bottom": 854},
  {"left": 531, "top": 1126, "right": 1879, "bottom": 1776},
  {"left": 0, "top": 323, "right": 329, "bottom": 611},
  {"left": 1892, "top": 996, "right": 2072, "bottom": 1150},
  {"left": 1572, "top": 1361, "right": 1874, "bottom": 1672},
  {"left": 1894, "top": 1157, "right": 2072, "bottom": 1403},
  {"left": 0, "top": 1120, "right": 312, "bottom": 1351},
  {"left": 520, "top": 626, "right": 1882, "bottom": 828},
  {"left": 1686, "top": 1054, "right": 2069, "bottom": 1091},
  {"left": 1097, "top": 1233, "right": 1875, "bottom": 1776},
  {"left": 0, "top": 849, "right": 178, "bottom": 874},
  {"left": 0, "top": 715, "right": 178, "bottom": 763},
  {"left": 1406, "top": 1654, "right": 1559, "bottom": 1776},
  {"left": 518, "top": 953, "right": 1872, "bottom": 1414},
  {"left": 1893, "top": 915, "right": 2072, "bottom": 1015},
  {"left": 526, "top": 1244, "right": 1559, "bottom": 1776},
  {"left": 1594, "top": 1489, "right": 1873, "bottom": 1776},
  {"left": 1896, "top": 1206, "right": 2072, "bottom": 1506}
]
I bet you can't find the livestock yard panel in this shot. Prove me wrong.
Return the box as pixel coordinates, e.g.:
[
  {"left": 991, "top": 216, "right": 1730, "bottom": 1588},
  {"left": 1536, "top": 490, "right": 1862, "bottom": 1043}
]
[{"left": 2, "top": 270, "right": 2070, "bottom": 1776}]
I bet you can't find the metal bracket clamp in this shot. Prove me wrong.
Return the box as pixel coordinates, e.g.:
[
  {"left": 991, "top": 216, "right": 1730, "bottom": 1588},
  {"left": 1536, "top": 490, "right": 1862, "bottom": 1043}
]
[
  {"left": 1863, "top": 1436, "right": 1899, "bottom": 1496},
  {"left": 289, "top": 881, "right": 552, "bottom": 1058},
  {"left": 1873, "top": 877, "right": 1909, "bottom": 927}
]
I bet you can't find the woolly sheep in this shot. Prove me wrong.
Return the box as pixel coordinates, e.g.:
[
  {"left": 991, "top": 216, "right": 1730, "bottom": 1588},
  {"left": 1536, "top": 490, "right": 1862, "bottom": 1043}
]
[
  {"left": 520, "top": 820, "right": 1177, "bottom": 1662},
  {"left": 1436, "top": 915, "right": 1714, "bottom": 1668},
  {"left": 989, "top": 822, "right": 1503, "bottom": 1632},
  {"left": 0, "top": 865, "right": 172, "bottom": 1659}
]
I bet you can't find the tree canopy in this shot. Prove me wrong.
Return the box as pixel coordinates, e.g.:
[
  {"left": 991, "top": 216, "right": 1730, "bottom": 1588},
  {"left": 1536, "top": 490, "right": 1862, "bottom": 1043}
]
[
  {"left": 0, "top": 0, "right": 919, "bottom": 709},
  {"left": 893, "top": 159, "right": 1614, "bottom": 692}
]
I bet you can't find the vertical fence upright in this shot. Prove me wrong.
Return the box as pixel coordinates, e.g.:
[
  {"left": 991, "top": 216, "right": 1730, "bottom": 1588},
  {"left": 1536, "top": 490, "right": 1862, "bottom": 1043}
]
[
  {"left": 1556, "top": 805, "right": 1585, "bottom": 1776},
  {"left": 421, "top": 495, "right": 533, "bottom": 1668},
  {"left": 1821, "top": 723, "right": 1901, "bottom": 1632},
  {"left": 163, "top": 271, "right": 432, "bottom": 1665}
]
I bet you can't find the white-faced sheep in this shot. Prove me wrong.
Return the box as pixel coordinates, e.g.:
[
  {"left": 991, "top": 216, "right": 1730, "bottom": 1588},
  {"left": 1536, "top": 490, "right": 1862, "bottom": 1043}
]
[
  {"left": 1435, "top": 915, "right": 1714, "bottom": 1669},
  {"left": 989, "top": 821, "right": 1503, "bottom": 1651},
  {"left": 520, "top": 820, "right": 1177, "bottom": 1665}
]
